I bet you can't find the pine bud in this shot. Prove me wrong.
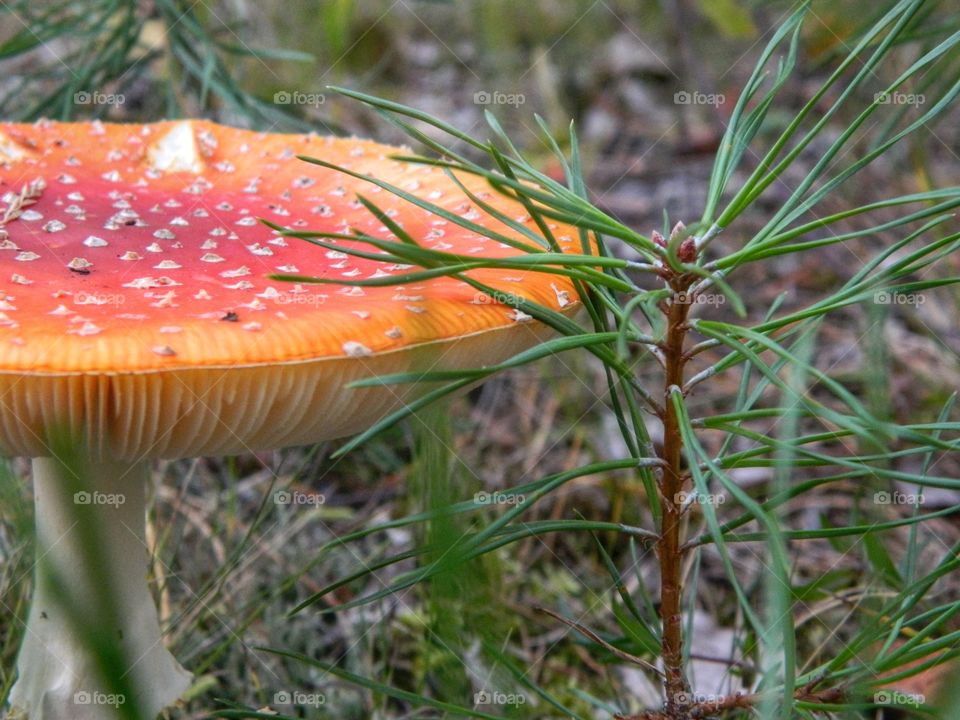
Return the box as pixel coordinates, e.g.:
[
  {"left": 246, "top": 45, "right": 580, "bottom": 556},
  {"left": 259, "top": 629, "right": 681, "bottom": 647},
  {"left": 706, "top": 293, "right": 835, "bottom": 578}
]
[
  {"left": 669, "top": 221, "right": 686, "bottom": 244},
  {"left": 678, "top": 237, "right": 697, "bottom": 263}
]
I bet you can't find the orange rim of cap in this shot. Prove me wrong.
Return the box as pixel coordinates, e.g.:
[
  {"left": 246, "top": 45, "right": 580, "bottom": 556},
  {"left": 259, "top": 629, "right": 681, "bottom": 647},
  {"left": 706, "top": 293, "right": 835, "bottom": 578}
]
[{"left": 0, "top": 120, "right": 585, "bottom": 375}]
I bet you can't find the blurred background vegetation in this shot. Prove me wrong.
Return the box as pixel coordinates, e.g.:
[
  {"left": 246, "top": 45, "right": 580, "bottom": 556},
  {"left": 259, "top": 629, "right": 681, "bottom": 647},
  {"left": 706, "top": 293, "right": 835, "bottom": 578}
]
[{"left": 2, "top": 0, "right": 960, "bottom": 718}]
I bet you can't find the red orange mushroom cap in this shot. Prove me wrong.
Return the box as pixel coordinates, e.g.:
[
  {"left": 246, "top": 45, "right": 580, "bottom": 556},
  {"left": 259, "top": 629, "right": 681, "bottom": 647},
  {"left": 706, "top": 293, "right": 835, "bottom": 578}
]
[
  {"left": 0, "top": 120, "right": 583, "bottom": 459},
  {"left": 0, "top": 119, "right": 581, "bottom": 372}
]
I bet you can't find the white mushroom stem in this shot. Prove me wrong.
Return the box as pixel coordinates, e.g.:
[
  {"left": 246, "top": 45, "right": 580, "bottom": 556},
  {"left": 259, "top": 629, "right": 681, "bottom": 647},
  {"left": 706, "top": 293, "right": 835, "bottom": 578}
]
[{"left": 10, "top": 457, "right": 191, "bottom": 720}]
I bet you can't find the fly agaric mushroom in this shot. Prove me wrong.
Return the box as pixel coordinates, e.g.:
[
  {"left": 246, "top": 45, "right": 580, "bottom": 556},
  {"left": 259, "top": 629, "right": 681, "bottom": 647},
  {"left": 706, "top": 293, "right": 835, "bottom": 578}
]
[{"left": 0, "top": 119, "right": 583, "bottom": 719}]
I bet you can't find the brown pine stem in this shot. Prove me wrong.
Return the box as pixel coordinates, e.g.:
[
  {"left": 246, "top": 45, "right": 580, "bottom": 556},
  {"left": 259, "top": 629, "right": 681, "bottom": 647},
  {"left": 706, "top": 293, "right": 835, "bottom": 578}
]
[{"left": 657, "top": 273, "right": 695, "bottom": 717}]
